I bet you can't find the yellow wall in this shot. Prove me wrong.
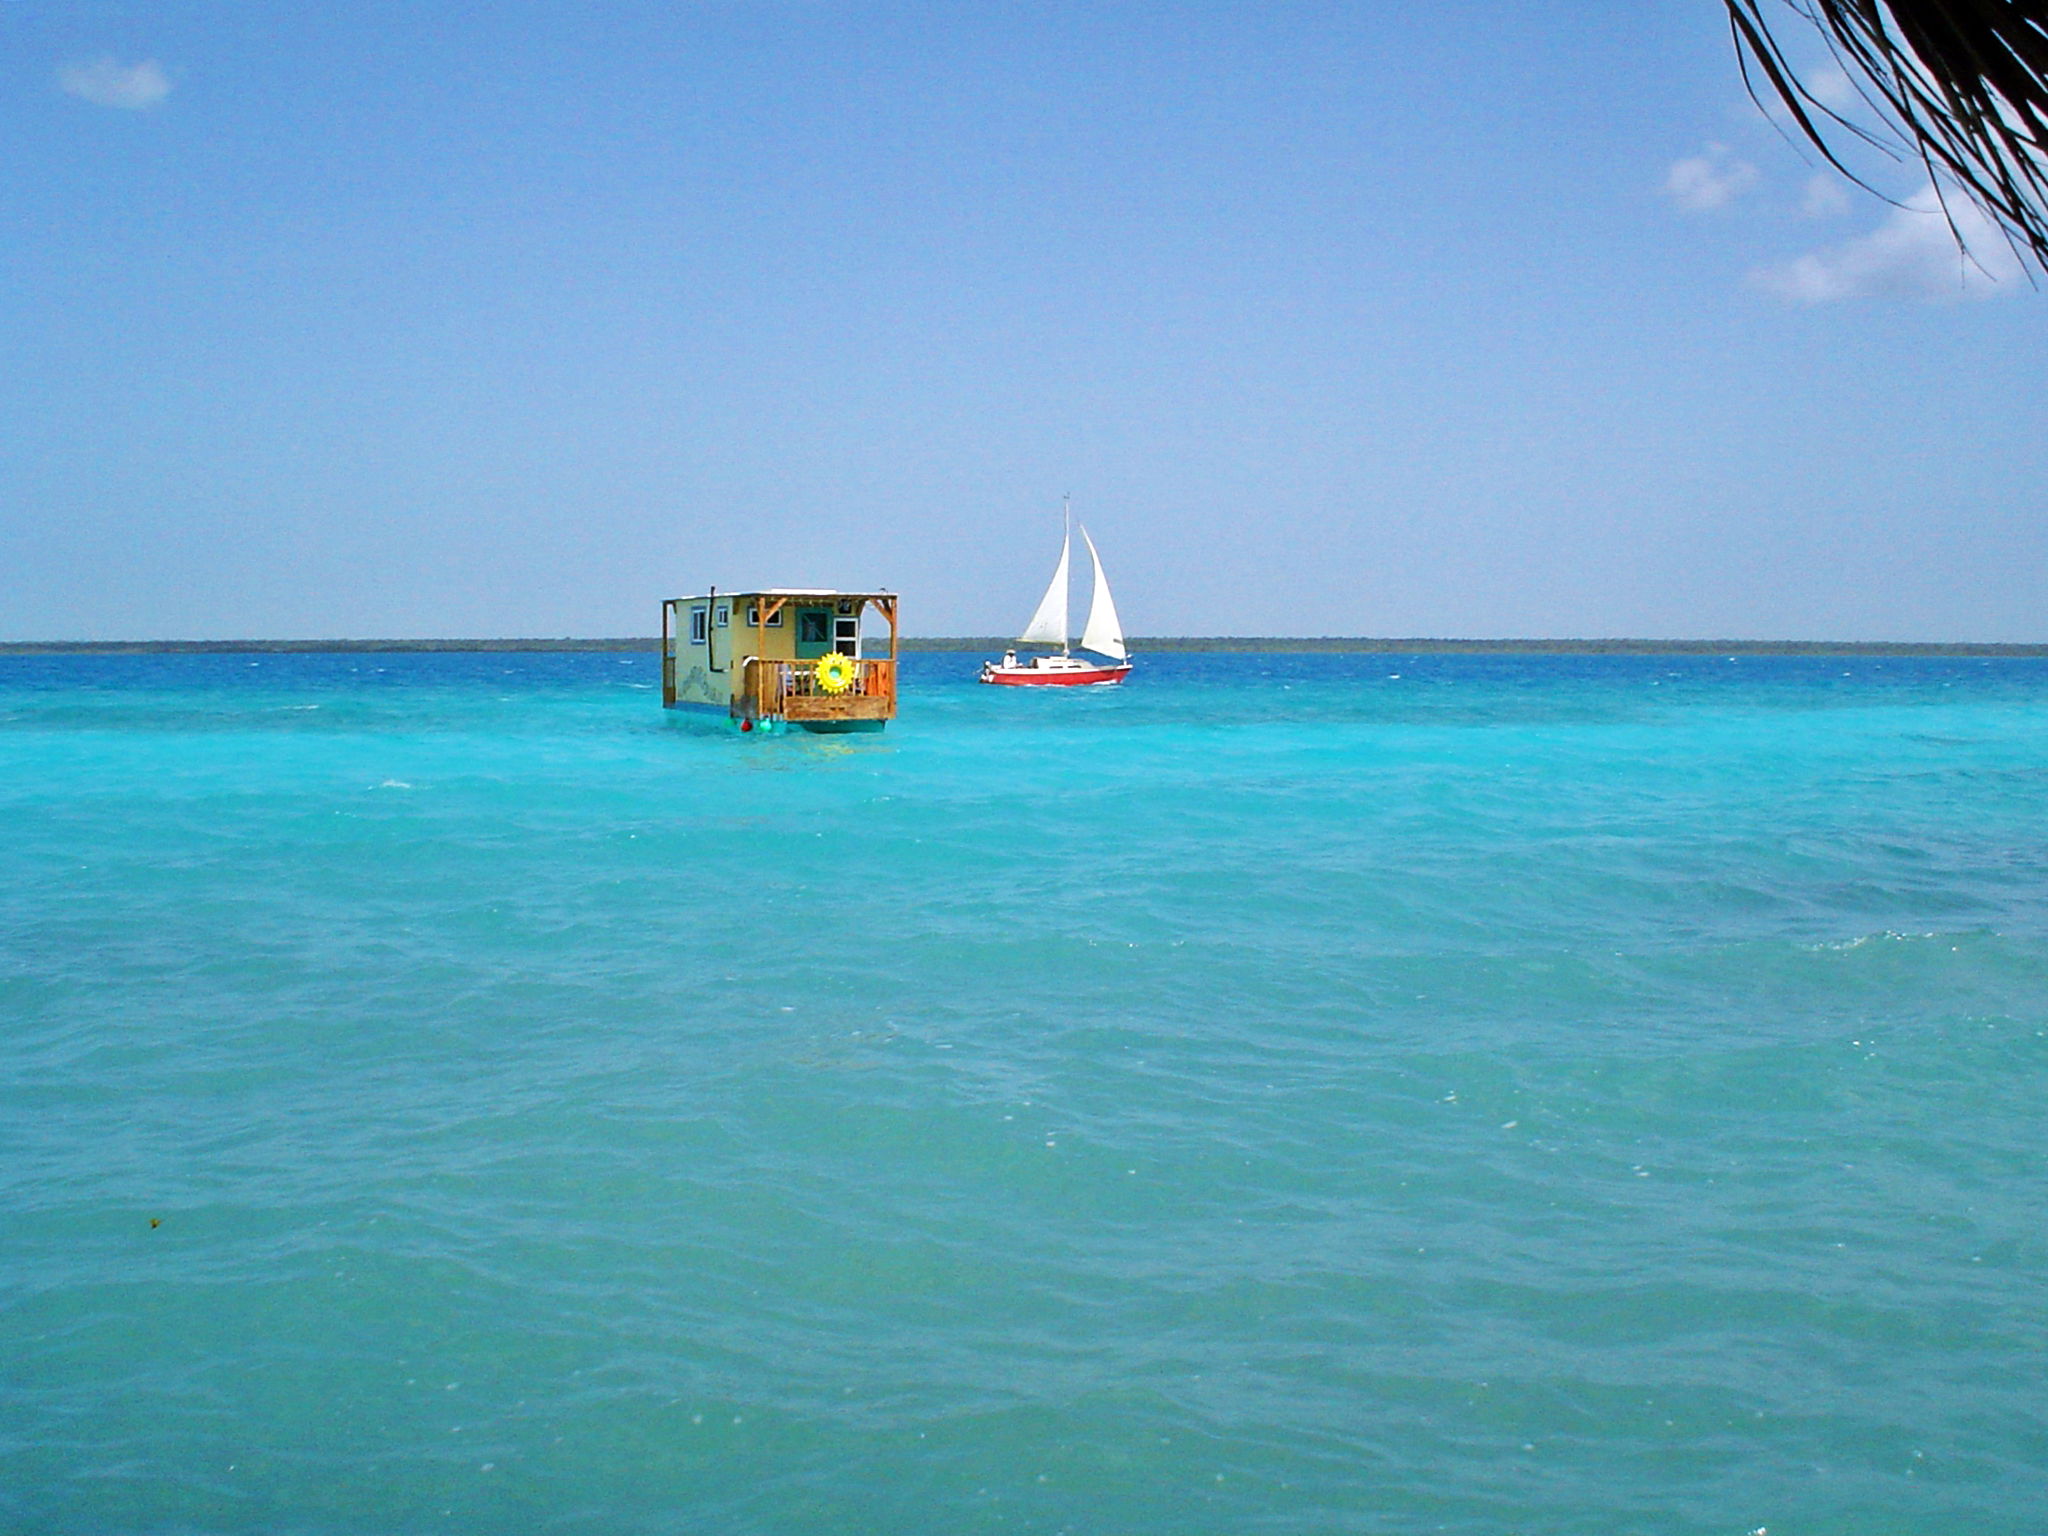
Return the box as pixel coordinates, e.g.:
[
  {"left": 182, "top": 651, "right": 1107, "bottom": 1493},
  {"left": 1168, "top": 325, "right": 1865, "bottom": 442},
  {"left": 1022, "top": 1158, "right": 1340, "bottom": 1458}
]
[{"left": 666, "top": 595, "right": 851, "bottom": 709}]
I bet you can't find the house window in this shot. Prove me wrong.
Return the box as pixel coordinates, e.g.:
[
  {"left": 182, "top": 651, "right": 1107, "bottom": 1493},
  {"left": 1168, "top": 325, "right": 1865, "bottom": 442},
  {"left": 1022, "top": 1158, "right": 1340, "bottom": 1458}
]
[
  {"left": 745, "top": 604, "right": 784, "bottom": 627},
  {"left": 798, "top": 610, "right": 831, "bottom": 645},
  {"left": 689, "top": 607, "right": 708, "bottom": 644},
  {"left": 715, "top": 605, "right": 729, "bottom": 627}
]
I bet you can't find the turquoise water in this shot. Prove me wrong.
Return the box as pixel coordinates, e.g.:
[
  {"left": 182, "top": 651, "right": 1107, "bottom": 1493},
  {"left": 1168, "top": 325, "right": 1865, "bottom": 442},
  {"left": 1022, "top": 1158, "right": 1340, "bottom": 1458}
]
[{"left": 4, "top": 650, "right": 2046, "bottom": 1534}]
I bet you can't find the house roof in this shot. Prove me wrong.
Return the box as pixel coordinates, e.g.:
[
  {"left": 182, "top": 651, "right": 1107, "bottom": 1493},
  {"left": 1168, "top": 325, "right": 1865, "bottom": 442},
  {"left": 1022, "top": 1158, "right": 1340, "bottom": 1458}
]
[{"left": 665, "top": 589, "right": 895, "bottom": 604}]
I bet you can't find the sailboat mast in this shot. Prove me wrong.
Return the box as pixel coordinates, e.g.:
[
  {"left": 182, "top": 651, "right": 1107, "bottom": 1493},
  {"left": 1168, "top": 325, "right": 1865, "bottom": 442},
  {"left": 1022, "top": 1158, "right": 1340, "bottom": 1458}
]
[{"left": 1061, "top": 494, "right": 1071, "bottom": 655}]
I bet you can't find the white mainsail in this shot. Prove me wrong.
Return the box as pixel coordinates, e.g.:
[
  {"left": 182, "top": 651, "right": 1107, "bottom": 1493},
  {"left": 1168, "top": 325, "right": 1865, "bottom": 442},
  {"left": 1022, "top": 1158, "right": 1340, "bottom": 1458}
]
[
  {"left": 1077, "top": 526, "right": 1127, "bottom": 661},
  {"left": 1018, "top": 526, "right": 1070, "bottom": 647}
]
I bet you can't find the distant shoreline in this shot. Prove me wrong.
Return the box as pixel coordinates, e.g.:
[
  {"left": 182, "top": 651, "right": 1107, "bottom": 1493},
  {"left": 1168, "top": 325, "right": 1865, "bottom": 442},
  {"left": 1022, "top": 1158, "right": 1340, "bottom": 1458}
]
[{"left": 5, "top": 637, "right": 2047, "bottom": 658}]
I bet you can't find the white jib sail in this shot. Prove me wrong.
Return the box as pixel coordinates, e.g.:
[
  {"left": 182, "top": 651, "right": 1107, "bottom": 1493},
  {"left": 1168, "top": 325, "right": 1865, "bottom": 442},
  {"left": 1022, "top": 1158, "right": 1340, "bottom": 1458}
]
[
  {"left": 1078, "top": 526, "right": 1127, "bottom": 661},
  {"left": 1018, "top": 527, "right": 1071, "bottom": 647}
]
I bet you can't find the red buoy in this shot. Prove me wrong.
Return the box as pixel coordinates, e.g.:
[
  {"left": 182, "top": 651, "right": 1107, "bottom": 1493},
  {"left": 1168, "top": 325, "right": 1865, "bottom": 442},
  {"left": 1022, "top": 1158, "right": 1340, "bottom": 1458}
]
[{"left": 740, "top": 718, "right": 753, "bottom": 732}]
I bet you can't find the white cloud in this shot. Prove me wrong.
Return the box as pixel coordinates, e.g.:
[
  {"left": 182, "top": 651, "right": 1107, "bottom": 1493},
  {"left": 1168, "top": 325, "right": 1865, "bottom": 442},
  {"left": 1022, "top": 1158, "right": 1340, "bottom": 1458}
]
[
  {"left": 1662, "top": 143, "right": 1759, "bottom": 213},
  {"left": 1800, "top": 173, "right": 1852, "bottom": 219},
  {"left": 1804, "top": 64, "right": 1858, "bottom": 113},
  {"left": 1753, "top": 184, "right": 2025, "bottom": 303},
  {"left": 58, "top": 58, "right": 172, "bottom": 110}
]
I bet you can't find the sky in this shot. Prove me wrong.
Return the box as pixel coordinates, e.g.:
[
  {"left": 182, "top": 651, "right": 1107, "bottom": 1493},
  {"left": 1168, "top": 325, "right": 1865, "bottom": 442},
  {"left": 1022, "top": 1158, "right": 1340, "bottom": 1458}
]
[{"left": 4, "top": 0, "right": 2044, "bottom": 641}]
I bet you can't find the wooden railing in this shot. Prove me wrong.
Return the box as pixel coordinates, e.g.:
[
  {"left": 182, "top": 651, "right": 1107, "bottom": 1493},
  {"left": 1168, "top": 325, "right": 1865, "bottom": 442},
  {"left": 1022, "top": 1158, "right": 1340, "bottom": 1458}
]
[{"left": 742, "top": 657, "right": 896, "bottom": 721}]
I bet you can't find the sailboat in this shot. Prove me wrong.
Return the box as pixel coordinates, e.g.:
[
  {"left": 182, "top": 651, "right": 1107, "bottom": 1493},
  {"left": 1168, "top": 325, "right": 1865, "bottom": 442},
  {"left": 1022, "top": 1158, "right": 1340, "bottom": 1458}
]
[{"left": 979, "top": 499, "right": 1134, "bottom": 686}]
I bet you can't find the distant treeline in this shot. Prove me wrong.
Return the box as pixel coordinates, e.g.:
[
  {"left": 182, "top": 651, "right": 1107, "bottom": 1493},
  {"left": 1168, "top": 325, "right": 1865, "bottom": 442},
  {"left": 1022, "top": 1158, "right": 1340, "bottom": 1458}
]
[
  {"left": 908, "top": 637, "right": 2048, "bottom": 657},
  {"left": 0, "top": 638, "right": 654, "bottom": 655},
  {"left": 5, "top": 636, "right": 2047, "bottom": 658}
]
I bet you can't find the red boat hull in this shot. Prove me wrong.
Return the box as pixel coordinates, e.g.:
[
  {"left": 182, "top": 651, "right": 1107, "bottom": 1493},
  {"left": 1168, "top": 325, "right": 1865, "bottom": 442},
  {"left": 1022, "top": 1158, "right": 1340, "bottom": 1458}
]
[{"left": 982, "top": 662, "right": 1132, "bottom": 686}]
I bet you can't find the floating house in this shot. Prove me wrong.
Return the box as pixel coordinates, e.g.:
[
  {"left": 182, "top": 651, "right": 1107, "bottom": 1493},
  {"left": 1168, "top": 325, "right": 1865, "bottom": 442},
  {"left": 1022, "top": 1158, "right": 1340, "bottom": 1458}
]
[{"left": 661, "top": 589, "right": 900, "bottom": 733}]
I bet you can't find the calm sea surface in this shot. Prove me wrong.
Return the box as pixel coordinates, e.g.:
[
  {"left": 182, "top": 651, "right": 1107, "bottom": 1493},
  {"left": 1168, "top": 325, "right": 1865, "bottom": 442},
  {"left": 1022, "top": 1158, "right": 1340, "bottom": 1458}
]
[{"left": 3, "top": 650, "right": 2045, "bottom": 1535}]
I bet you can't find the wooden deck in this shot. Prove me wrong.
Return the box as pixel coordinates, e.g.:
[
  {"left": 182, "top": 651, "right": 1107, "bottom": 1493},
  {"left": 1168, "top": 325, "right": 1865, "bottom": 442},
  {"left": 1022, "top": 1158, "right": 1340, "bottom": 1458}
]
[{"left": 742, "top": 657, "right": 896, "bottom": 724}]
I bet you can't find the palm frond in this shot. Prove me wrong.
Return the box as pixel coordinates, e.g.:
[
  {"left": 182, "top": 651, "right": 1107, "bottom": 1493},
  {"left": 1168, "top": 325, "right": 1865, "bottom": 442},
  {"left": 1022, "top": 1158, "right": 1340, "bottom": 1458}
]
[{"left": 1726, "top": 0, "right": 2048, "bottom": 269}]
